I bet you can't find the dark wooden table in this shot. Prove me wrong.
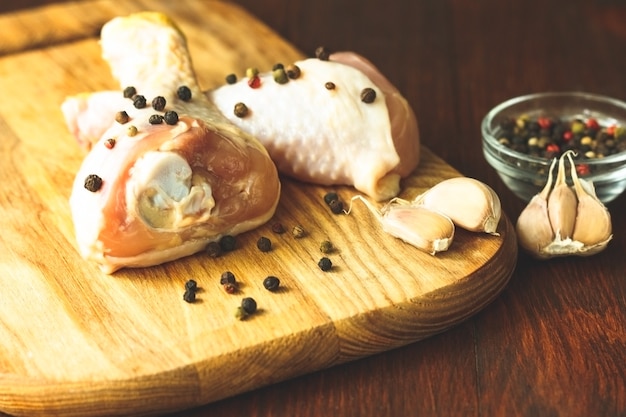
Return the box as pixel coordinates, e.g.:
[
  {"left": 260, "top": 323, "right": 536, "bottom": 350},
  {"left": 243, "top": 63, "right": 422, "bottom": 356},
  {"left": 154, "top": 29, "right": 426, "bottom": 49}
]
[{"left": 2, "top": 0, "right": 625, "bottom": 416}]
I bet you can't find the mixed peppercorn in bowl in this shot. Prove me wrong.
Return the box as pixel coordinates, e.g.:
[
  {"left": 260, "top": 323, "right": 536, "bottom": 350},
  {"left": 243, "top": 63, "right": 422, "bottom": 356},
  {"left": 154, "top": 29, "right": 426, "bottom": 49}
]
[{"left": 482, "top": 92, "right": 626, "bottom": 203}]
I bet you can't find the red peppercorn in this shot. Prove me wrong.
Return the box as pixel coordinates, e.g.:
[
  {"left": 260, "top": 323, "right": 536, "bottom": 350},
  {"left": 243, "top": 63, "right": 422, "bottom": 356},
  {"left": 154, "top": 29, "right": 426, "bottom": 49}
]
[
  {"left": 576, "top": 164, "right": 591, "bottom": 176},
  {"left": 248, "top": 76, "right": 261, "bottom": 89},
  {"left": 104, "top": 138, "right": 116, "bottom": 149},
  {"left": 562, "top": 131, "right": 573, "bottom": 142},
  {"left": 546, "top": 143, "right": 560, "bottom": 153},
  {"left": 607, "top": 124, "right": 617, "bottom": 136},
  {"left": 585, "top": 118, "right": 600, "bottom": 130},
  {"left": 537, "top": 116, "right": 552, "bottom": 130}
]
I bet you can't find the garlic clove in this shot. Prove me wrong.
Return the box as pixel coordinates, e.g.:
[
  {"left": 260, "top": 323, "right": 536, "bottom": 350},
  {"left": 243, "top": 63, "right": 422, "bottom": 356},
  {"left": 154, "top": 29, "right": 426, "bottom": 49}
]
[
  {"left": 349, "top": 195, "right": 454, "bottom": 255},
  {"left": 412, "top": 177, "right": 501, "bottom": 235},
  {"left": 566, "top": 152, "right": 613, "bottom": 246},
  {"left": 546, "top": 151, "right": 577, "bottom": 240},
  {"left": 515, "top": 157, "right": 557, "bottom": 256},
  {"left": 381, "top": 205, "right": 455, "bottom": 255}
]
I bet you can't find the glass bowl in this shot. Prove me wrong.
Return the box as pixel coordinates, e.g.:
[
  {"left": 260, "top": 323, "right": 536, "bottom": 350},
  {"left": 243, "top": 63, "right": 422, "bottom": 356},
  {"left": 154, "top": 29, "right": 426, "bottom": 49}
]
[{"left": 481, "top": 92, "right": 626, "bottom": 203}]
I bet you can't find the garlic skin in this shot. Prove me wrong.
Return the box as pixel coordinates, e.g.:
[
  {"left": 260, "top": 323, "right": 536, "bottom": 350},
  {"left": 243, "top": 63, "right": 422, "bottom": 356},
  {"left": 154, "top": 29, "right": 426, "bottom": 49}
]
[
  {"left": 412, "top": 177, "right": 502, "bottom": 235},
  {"left": 515, "top": 151, "right": 613, "bottom": 259}
]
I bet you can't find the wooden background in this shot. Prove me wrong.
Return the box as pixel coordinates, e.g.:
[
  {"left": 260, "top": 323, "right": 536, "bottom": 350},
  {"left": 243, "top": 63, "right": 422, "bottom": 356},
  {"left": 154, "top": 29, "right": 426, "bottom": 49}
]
[{"left": 2, "top": 0, "right": 626, "bottom": 416}]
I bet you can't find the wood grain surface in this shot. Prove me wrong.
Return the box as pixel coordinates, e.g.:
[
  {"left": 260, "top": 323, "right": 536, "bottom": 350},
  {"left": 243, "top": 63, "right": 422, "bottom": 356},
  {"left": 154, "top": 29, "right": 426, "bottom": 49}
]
[{"left": 0, "top": 1, "right": 516, "bottom": 416}]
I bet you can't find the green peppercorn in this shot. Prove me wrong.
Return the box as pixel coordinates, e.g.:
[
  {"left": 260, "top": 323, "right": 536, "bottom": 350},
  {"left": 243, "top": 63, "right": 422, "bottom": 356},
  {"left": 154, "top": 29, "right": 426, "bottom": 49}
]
[
  {"left": 183, "top": 289, "right": 196, "bottom": 303},
  {"left": 360, "top": 88, "right": 376, "bottom": 103},
  {"left": 263, "top": 276, "right": 280, "bottom": 291},
  {"left": 163, "top": 110, "right": 179, "bottom": 125},
  {"left": 320, "top": 240, "right": 334, "bottom": 254},
  {"left": 123, "top": 86, "right": 136, "bottom": 98},
  {"left": 246, "top": 67, "right": 259, "bottom": 79},
  {"left": 235, "top": 306, "right": 248, "bottom": 320},
  {"left": 241, "top": 297, "right": 257, "bottom": 314},
  {"left": 205, "top": 241, "right": 222, "bottom": 258},
  {"left": 318, "top": 257, "right": 332, "bottom": 271},
  {"left": 272, "top": 63, "right": 284, "bottom": 71},
  {"left": 286, "top": 64, "right": 301, "bottom": 79},
  {"left": 152, "top": 96, "right": 166, "bottom": 111},
  {"left": 219, "top": 235, "right": 236, "bottom": 252},
  {"left": 115, "top": 110, "right": 129, "bottom": 124},
  {"left": 257, "top": 236, "right": 272, "bottom": 252},
  {"left": 84, "top": 174, "right": 103, "bottom": 192},
  {"left": 177, "top": 85, "right": 192, "bottom": 101},
  {"left": 273, "top": 68, "right": 289, "bottom": 84},
  {"left": 220, "top": 271, "right": 236, "bottom": 285},
  {"left": 234, "top": 102, "right": 249, "bottom": 118},
  {"left": 133, "top": 95, "right": 147, "bottom": 109},
  {"left": 225, "top": 73, "right": 237, "bottom": 84},
  {"left": 149, "top": 114, "right": 164, "bottom": 124},
  {"left": 315, "top": 46, "right": 330, "bottom": 61},
  {"left": 185, "top": 279, "right": 198, "bottom": 292}
]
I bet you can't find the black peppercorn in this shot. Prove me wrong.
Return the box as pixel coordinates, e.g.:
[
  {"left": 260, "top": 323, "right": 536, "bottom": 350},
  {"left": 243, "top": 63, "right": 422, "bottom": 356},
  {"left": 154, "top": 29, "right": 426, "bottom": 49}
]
[
  {"left": 183, "top": 289, "right": 196, "bottom": 303},
  {"left": 318, "top": 257, "right": 333, "bottom": 271},
  {"left": 219, "top": 235, "right": 236, "bottom": 252},
  {"left": 256, "top": 236, "right": 272, "bottom": 252},
  {"left": 220, "top": 271, "right": 236, "bottom": 285},
  {"left": 263, "top": 275, "right": 280, "bottom": 292},
  {"left": 360, "top": 88, "right": 376, "bottom": 103},
  {"left": 185, "top": 279, "right": 198, "bottom": 292},
  {"left": 123, "top": 86, "right": 136, "bottom": 98},
  {"left": 164, "top": 110, "right": 179, "bottom": 125},
  {"left": 177, "top": 85, "right": 192, "bottom": 101},
  {"left": 205, "top": 241, "right": 222, "bottom": 258},
  {"left": 315, "top": 46, "right": 330, "bottom": 61},
  {"left": 234, "top": 102, "right": 249, "bottom": 118},
  {"left": 149, "top": 114, "right": 164, "bottom": 124},
  {"left": 286, "top": 64, "right": 301, "bottom": 79},
  {"left": 225, "top": 73, "right": 237, "bottom": 84},
  {"left": 328, "top": 199, "right": 344, "bottom": 214},
  {"left": 323, "top": 192, "right": 339, "bottom": 205},
  {"left": 133, "top": 95, "right": 147, "bottom": 109},
  {"left": 151, "top": 96, "right": 166, "bottom": 111},
  {"left": 115, "top": 110, "right": 129, "bottom": 124},
  {"left": 325, "top": 82, "right": 335, "bottom": 90},
  {"left": 84, "top": 174, "right": 103, "bottom": 192},
  {"left": 241, "top": 297, "right": 257, "bottom": 315}
]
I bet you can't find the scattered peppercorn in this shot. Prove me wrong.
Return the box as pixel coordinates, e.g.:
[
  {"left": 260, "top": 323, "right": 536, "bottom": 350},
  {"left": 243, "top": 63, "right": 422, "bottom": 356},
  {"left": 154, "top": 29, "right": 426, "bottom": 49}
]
[
  {"left": 315, "top": 46, "right": 330, "bottom": 61},
  {"left": 286, "top": 64, "right": 301, "bottom": 79},
  {"left": 151, "top": 96, "right": 166, "bottom": 111},
  {"left": 224, "top": 283, "right": 238, "bottom": 294},
  {"left": 323, "top": 192, "right": 339, "bottom": 205},
  {"left": 246, "top": 67, "right": 259, "bottom": 79},
  {"left": 133, "top": 95, "right": 147, "bottom": 109},
  {"left": 127, "top": 125, "right": 138, "bottom": 136},
  {"left": 318, "top": 257, "right": 333, "bottom": 271},
  {"left": 220, "top": 271, "right": 236, "bottom": 285},
  {"left": 241, "top": 297, "right": 257, "bottom": 314},
  {"left": 273, "top": 68, "right": 289, "bottom": 84},
  {"left": 263, "top": 275, "right": 280, "bottom": 291},
  {"left": 205, "top": 241, "right": 222, "bottom": 258},
  {"left": 248, "top": 76, "right": 261, "bottom": 89},
  {"left": 115, "top": 110, "right": 129, "bottom": 124},
  {"left": 292, "top": 224, "right": 306, "bottom": 238},
  {"left": 219, "top": 235, "right": 237, "bottom": 252},
  {"left": 272, "top": 63, "right": 284, "bottom": 71},
  {"left": 271, "top": 222, "right": 286, "bottom": 234},
  {"left": 325, "top": 81, "right": 336, "bottom": 90},
  {"left": 149, "top": 114, "right": 164, "bottom": 124},
  {"left": 177, "top": 85, "right": 192, "bottom": 101},
  {"left": 235, "top": 306, "right": 248, "bottom": 320},
  {"left": 360, "top": 88, "right": 377, "bottom": 103},
  {"left": 84, "top": 174, "right": 103, "bottom": 192},
  {"left": 185, "top": 279, "right": 198, "bottom": 292},
  {"left": 328, "top": 199, "right": 344, "bottom": 214},
  {"left": 104, "top": 138, "right": 116, "bottom": 149},
  {"left": 164, "top": 110, "right": 179, "bottom": 125},
  {"left": 234, "top": 102, "right": 249, "bottom": 118},
  {"left": 320, "top": 240, "right": 334, "bottom": 254},
  {"left": 256, "top": 236, "right": 272, "bottom": 252},
  {"left": 123, "top": 86, "right": 136, "bottom": 98},
  {"left": 225, "top": 73, "right": 237, "bottom": 84},
  {"left": 183, "top": 289, "right": 196, "bottom": 303}
]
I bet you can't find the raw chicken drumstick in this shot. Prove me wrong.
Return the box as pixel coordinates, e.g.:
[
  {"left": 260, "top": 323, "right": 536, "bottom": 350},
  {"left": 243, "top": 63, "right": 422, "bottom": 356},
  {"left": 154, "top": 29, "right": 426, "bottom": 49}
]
[{"left": 68, "top": 12, "right": 281, "bottom": 273}]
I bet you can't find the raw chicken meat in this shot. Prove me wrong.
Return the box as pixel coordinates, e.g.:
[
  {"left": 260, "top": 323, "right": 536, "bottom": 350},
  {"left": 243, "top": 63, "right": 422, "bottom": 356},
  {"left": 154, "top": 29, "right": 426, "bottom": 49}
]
[
  {"left": 68, "top": 12, "right": 280, "bottom": 273},
  {"left": 208, "top": 52, "right": 420, "bottom": 201},
  {"left": 63, "top": 49, "right": 420, "bottom": 201}
]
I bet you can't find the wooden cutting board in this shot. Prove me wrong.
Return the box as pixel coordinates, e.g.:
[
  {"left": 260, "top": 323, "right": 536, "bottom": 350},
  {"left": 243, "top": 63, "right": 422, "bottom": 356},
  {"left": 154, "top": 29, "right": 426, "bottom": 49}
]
[{"left": 0, "top": 1, "right": 517, "bottom": 416}]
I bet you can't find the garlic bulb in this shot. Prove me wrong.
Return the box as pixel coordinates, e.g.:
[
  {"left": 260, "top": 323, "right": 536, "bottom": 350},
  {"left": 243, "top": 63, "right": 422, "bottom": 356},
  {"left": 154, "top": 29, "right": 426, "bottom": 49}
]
[{"left": 516, "top": 150, "right": 613, "bottom": 258}]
